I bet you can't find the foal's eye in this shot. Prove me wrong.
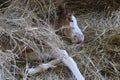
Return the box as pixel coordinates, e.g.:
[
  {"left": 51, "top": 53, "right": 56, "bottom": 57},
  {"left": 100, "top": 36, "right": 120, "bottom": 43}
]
[
  {"left": 68, "top": 17, "right": 73, "bottom": 22},
  {"left": 70, "top": 20, "right": 73, "bottom": 22}
]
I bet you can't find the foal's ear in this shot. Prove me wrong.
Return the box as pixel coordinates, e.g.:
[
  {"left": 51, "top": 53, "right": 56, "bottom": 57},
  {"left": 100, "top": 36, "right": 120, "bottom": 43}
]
[
  {"left": 58, "top": 4, "right": 65, "bottom": 11},
  {"left": 58, "top": 4, "right": 67, "bottom": 16},
  {"left": 57, "top": 4, "right": 73, "bottom": 17}
]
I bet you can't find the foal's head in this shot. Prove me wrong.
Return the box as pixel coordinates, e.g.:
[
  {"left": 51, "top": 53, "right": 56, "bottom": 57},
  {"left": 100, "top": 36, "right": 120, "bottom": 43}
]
[{"left": 57, "top": 5, "right": 84, "bottom": 43}]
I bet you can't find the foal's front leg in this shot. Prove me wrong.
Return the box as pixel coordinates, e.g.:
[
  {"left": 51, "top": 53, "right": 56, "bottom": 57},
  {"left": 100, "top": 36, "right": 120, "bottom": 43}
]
[
  {"left": 60, "top": 50, "right": 85, "bottom": 80},
  {"left": 28, "top": 49, "right": 85, "bottom": 80},
  {"left": 28, "top": 58, "right": 62, "bottom": 75}
]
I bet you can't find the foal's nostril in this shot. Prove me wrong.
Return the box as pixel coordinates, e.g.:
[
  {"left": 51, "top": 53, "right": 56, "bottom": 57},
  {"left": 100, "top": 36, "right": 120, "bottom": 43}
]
[
  {"left": 74, "top": 35, "right": 77, "bottom": 38},
  {"left": 72, "top": 34, "right": 84, "bottom": 43}
]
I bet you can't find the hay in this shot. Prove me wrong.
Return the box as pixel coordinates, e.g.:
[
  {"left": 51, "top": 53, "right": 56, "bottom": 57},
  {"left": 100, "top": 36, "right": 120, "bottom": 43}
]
[
  {"left": 64, "top": 0, "right": 120, "bottom": 16},
  {"left": 0, "top": 0, "right": 120, "bottom": 80},
  {"left": 104, "top": 27, "right": 120, "bottom": 52},
  {"left": 105, "top": 34, "right": 120, "bottom": 52},
  {"left": 0, "top": 0, "right": 64, "bottom": 79}
]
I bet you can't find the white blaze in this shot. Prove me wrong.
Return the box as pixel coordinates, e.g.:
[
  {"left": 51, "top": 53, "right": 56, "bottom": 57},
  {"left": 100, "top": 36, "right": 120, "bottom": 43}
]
[{"left": 70, "top": 15, "right": 84, "bottom": 42}]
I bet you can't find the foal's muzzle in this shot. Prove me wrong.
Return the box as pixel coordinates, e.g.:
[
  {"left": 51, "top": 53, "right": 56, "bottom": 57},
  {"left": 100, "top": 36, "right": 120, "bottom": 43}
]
[{"left": 71, "top": 33, "right": 84, "bottom": 43}]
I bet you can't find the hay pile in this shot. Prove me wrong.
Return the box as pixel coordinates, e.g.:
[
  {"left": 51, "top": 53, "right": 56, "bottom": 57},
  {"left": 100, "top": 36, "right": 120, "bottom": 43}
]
[
  {"left": 64, "top": 0, "right": 120, "bottom": 15},
  {"left": 104, "top": 27, "right": 120, "bottom": 52},
  {"left": 0, "top": 0, "right": 64, "bottom": 80},
  {"left": 0, "top": 0, "right": 120, "bottom": 80}
]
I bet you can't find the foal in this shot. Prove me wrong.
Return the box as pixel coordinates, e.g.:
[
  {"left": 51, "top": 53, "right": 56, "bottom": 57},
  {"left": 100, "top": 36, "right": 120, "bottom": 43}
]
[
  {"left": 54, "top": 5, "right": 84, "bottom": 43},
  {"left": 0, "top": 5, "right": 85, "bottom": 80},
  {"left": 27, "top": 5, "right": 85, "bottom": 80}
]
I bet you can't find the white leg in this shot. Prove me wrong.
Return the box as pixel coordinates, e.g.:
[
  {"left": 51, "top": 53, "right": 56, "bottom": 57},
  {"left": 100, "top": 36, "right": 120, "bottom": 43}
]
[
  {"left": 27, "top": 48, "right": 85, "bottom": 80},
  {"left": 28, "top": 58, "right": 62, "bottom": 75},
  {"left": 60, "top": 50, "right": 85, "bottom": 80}
]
